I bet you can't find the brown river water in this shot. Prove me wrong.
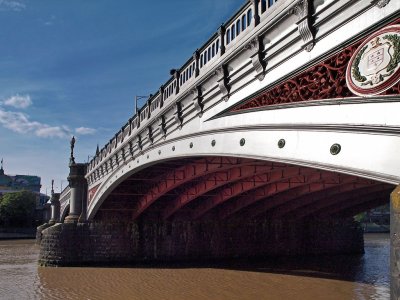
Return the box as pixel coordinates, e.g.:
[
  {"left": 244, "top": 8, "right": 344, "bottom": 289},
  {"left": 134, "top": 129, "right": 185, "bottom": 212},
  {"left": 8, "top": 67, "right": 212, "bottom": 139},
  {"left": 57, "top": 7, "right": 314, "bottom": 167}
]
[{"left": 0, "top": 234, "right": 389, "bottom": 300}]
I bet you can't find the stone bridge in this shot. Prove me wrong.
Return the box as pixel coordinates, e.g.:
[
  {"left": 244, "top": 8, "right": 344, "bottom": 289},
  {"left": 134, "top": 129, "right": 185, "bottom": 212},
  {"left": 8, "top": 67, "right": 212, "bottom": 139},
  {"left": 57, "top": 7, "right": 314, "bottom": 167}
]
[{"left": 38, "top": 0, "right": 400, "bottom": 298}]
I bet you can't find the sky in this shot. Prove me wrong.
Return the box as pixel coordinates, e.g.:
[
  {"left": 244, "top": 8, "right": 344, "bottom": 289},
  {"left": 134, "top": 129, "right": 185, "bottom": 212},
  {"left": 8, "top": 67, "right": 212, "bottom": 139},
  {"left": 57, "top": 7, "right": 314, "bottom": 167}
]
[{"left": 0, "top": 0, "right": 243, "bottom": 194}]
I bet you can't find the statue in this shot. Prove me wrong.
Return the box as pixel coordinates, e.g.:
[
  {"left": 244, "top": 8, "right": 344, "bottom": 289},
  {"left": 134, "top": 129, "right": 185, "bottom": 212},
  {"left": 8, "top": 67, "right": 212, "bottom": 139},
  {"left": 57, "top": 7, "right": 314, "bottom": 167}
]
[{"left": 70, "top": 136, "right": 76, "bottom": 164}]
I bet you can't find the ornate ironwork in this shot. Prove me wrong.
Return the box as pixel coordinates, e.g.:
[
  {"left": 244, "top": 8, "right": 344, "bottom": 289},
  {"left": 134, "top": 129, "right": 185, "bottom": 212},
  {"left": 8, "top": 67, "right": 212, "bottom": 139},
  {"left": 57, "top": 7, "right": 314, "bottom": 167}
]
[
  {"left": 232, "top": 43, "right": 360, "bottom": 112},
  {"left": 232, "top": 20, "right": 400, "bottom": 113}
]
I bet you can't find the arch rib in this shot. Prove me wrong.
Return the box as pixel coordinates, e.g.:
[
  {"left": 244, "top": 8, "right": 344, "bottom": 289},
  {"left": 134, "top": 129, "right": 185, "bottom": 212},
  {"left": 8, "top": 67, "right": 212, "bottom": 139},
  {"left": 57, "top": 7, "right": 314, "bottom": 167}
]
[
  {"left": 192, "top": 166, "right": 314, "bottom": 220},
  {"left": 132, "top": 157, "right": 279, "bottom": 220},
  {"left": 218, "top": 171, "right": 352, "bottom": 220},
  {"left": 240, "top": 179, "right": 376, "bottom": 220},
  {"left": 317, "top": 187, "right": 392, "bottom": 218},
  {"left": 269, "top": 183, "right": 385, "bottom": 220},
  {"left": 288, "top": 184, "right": 392, "bottom": 220},
  {"left": 162, "top": 163, "right": 293, "bottom": 220}
]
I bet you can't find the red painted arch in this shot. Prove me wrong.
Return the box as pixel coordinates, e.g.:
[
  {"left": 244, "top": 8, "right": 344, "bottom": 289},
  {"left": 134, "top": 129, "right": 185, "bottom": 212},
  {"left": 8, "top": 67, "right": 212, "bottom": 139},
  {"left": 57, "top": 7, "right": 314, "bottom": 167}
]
[
  {"left": 132, "top": 157, "right": 283, "bottom": 220},
  {"left": 217, "top": 171, "right": 357, "bottom": 220}
]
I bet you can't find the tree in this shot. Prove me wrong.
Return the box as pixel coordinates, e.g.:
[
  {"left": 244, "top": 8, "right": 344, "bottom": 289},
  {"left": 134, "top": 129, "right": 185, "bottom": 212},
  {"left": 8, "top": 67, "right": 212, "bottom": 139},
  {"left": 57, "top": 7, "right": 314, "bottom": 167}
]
[{"left": 0, "top": 191, "right": 36, "bottom": 227}]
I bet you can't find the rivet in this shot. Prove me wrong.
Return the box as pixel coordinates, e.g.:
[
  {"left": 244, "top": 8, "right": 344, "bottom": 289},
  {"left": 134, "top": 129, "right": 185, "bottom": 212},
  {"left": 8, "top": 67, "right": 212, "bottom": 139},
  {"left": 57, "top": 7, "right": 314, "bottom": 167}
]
[
  {"left": 158, "top": 150, "right": 161, "bottom": 155},
  {"left": 240, "top": 138, "right": 245, "bottom": 146},
  {"left": 211, "top": 140, "right": 216, "bottom": 147},
  {"left": 330, "top": 143, "right": 341, "bottom": 155},
  {"left": 147, "top": 155, "right": 149, "bottom": 159},
  {"left": 278, "top": 139, "right": 286, "bottom": 149},
  {"left": 190, "top": 142, "right": 193, "bottom": 148},
  {"left": 172, "top": 146, "right": 175, "bottom": 151}
]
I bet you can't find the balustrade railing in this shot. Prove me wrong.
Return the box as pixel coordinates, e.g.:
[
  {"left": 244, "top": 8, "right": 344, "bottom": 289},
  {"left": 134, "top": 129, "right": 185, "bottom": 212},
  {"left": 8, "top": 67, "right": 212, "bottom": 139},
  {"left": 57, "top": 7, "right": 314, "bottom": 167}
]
[{"left": 86, "top": 0, "right": 306, "bottom": 177}]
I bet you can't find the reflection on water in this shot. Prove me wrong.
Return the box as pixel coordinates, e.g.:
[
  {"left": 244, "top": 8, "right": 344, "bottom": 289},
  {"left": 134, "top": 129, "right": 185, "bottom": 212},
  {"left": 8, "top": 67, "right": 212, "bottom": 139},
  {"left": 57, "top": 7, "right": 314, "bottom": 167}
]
[{"left": 0, "top": 234, "right": 389, "bottom": 300}]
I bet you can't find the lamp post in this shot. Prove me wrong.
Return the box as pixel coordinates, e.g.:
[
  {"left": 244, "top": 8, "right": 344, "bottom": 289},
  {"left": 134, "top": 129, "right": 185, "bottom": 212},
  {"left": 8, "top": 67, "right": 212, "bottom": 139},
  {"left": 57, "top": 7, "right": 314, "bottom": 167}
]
[
  {"left": 60, "top": 180, "right": 67, "bottom": 192},
  {"left": 135, "top": 95, "right": 149, "bottom": 115}
]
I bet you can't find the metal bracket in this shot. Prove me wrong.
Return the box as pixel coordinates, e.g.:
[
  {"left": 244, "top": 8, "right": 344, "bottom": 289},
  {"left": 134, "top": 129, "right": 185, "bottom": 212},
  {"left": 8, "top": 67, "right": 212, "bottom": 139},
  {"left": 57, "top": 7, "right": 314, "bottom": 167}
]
[
  {"left": 191, "top": 86, "right": 203, "bottom": 117},
  {"left": 174, "top": 102, "right": 183, "bottom": 129},
  {"left": 371, "top": 0, "right": 390, "bottom": 8},
  {"left": 137, "top": 134, "right": 142, "bottom": 151},
  {"left": 290, "top": 0, "right": 315, "bottom": 52},
  {"left": 147, "top": 126, "right": 153, "bottom": 144},
  {"left": 244, "top": 36, "right": 266, "bottom": 81},
  {"left": 215, "top": 65, "right": 230, "bottom": 101},
  {"left": 159, "top": 116, "right": 167, "bottom": 138}
]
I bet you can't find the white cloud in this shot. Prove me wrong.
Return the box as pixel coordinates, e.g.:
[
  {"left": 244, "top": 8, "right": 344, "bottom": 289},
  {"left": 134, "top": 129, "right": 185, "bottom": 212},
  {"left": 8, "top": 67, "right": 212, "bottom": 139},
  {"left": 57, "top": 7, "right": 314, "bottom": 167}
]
[
  {"left": 3, "top": 94, "right": 32, "bottom": 109},
  {"left": 36, "top": 126, "right": 70, "bottom": 138},
  {"left": 75, "top": 127, "right": 96, "bottom": 135},
  {"left": 0, "top": 109, "right": 70, "bottom": 138},
  {"left": 0, "top": 0, "right": 26, "bottom": 11},
  {"left": 0, "top": 96, "right": 96, "bottom": 139}
]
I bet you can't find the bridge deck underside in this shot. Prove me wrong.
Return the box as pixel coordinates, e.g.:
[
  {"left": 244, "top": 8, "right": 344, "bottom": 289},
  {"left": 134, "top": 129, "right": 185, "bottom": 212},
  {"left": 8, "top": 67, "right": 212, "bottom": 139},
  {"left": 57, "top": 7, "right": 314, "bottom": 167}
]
[{"left": 95, "top": 157, "right": 393, "bottom": 222}]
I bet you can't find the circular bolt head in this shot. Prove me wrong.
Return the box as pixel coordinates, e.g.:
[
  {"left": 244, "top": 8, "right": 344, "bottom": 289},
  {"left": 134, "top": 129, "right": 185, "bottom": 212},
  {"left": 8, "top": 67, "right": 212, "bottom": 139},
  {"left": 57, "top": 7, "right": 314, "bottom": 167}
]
[
  {"left": 278, "top": 139, "right": 286, "bottom": 148},
  {"left": 158, "top": 150, "right": 161, "bottom": 155},
  {"left": 190, "top": 142, "right": 193, "bottom": 148},
  {"left": 240, "top": 138, "right": 245, "bottom": 146},
  {"left": 330, "top": 143, "right": 341, "bottom": 155},
  {"left": 172, "top": 146, "right": 175, "bottom": 151},
  {"left": 211, "top": 140, "right": 216, "bottom": 147}
]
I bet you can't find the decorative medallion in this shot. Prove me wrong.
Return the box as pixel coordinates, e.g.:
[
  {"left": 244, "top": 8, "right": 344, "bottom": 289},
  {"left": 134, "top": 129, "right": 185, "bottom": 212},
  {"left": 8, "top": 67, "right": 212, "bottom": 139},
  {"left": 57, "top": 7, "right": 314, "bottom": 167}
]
[{"left": 346, "top": 25, "right": 400, "bottom": 96}]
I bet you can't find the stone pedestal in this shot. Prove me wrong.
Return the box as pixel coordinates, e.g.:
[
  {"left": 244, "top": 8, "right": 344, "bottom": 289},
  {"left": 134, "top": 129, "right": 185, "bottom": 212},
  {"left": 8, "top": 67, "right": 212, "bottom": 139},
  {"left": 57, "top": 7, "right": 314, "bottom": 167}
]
[
  {"left": 65, "top": 163, "right": 87, "bottom": 224},
  {"left": 48, "top": 193, "right": 60, "bottom": 225},
  {"left": 391, "top": 185, "right": 400, "bottom": 300}
]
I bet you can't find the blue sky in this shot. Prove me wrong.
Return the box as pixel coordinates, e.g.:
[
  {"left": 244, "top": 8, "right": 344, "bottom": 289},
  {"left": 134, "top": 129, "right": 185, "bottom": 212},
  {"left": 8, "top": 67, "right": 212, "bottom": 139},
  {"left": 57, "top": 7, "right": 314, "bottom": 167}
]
[{"left": 0, "top": 0, "right": 242, "bottom": 194}]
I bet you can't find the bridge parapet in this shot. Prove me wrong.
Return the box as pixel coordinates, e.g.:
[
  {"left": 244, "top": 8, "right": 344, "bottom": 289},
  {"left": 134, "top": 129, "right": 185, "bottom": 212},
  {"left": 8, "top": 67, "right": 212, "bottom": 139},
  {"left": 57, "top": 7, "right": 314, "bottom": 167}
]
[
  {"left": 85, "top": 0, "right": 397, "bottom": 190},
  {"left": 84, "top": 0, "right": 287, "bottom": 181}
]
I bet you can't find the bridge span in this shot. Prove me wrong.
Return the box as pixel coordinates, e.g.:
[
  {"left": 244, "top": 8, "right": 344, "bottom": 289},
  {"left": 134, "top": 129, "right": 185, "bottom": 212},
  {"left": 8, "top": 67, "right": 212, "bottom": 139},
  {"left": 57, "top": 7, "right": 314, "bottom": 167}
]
[{"left": 38, "top": 0, "right": 400, "bottom": 297}]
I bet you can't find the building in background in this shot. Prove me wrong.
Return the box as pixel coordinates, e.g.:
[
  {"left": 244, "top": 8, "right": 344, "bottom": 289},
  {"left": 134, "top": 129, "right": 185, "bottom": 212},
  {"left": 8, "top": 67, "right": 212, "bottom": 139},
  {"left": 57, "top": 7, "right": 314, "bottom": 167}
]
[{"left": 0, "top": 160, "right": 50, "bottom": 223}]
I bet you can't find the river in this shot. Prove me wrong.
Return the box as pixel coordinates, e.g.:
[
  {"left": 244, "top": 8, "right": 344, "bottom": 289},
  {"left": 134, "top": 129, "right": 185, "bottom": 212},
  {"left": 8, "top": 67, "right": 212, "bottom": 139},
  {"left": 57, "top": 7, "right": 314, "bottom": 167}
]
[{"left": 0, "top": 233, "right": 389, "bottom": 300}]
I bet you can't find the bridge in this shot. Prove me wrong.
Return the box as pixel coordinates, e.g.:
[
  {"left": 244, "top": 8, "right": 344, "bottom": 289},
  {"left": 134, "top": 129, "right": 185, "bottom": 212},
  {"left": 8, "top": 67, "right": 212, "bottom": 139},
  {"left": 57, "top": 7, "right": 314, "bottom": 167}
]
[{"left": 37, "top": 0, "right": 400, "bottom": 297}]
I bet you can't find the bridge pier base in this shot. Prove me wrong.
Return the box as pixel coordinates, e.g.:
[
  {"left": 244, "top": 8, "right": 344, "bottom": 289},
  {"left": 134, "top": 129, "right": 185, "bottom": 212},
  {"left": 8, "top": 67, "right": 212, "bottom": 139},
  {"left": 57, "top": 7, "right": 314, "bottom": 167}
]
[
  {"left": 39, "top": 218, "right": 363, "bottom": 267},
  {"left": 391, "top": 185, "right": 400, "bottom": 300}
]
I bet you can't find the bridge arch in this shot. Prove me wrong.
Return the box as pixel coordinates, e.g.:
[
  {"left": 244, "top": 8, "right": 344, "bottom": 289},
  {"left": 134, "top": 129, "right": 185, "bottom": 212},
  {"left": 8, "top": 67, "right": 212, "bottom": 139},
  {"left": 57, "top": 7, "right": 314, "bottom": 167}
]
[
  {"left": 60, "top": 204, "right": 70, "bottom": 223},
  {"left": 87, "top": 145, "right": 394, "bottom": 223}
]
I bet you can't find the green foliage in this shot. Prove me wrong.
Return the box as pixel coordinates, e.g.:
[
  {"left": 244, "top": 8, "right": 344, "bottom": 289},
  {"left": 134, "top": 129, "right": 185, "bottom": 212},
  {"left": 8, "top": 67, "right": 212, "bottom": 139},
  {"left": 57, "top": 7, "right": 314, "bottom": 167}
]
[
  {"left": 354, "top": 212, "right": 366, "bottom": 223},
  {"left": 0, "top": 191, "right": 36, "bottom": 227},
  {"left": 383, "top": 34, "right": 400, "bottom": 73}
]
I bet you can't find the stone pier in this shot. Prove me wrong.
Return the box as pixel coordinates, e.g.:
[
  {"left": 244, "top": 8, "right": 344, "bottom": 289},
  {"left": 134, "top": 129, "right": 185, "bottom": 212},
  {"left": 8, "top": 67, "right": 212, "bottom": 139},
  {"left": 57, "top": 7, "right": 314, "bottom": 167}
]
[
  {"left": 38, "top": 218, "right": 363, "bottom": 267},
  {"left": 391, "top": 185, "right": 400, "bottom": 300}
]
